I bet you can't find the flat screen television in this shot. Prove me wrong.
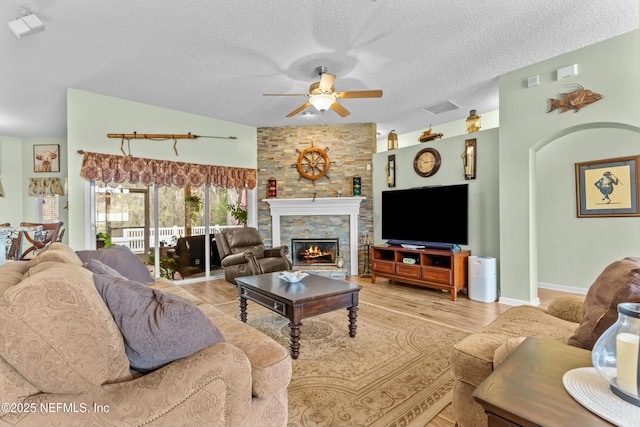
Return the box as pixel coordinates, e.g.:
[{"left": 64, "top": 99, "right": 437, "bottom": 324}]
[{"left": 381, "top": 184, "right": 468, "bottom": 246}]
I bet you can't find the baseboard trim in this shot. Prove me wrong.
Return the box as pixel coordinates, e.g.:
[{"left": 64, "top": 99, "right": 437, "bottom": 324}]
[
  {"left": 538, "top": 282, "right": 588, "bottom": 295},
  {"left": 499, "top": 296, "right": 541, "bottom": 307}
]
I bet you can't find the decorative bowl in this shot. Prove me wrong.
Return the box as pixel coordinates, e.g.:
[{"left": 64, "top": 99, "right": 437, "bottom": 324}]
[{"left": 278, "top": 271, "right": 308, "bottom": 283}]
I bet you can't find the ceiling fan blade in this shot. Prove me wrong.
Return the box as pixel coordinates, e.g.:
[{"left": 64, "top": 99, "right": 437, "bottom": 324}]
[
  {"left": 330, "top": 101, "right": 350, "bottom": 117},
  {"left": 319, "top": 73, "right": 336, "bottom": 92},
  {"left": 335, "top": 90, "right": 383, "bottom": 99},
  {"left": 286, "top": 102, "right": 312, "bottom": 117},
  {"left": 263, "top": 93, "right": 308, "bottom": 97}
]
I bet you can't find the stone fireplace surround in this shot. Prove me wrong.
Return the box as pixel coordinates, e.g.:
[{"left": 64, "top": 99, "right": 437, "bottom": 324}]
[{"left": 263, "top": 197, "right": 365, "bottom": 276}]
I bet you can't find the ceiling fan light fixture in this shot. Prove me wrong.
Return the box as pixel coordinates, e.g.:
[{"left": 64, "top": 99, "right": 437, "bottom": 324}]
[{"left": 309, "top": 94, "right": 335, "bottom": 112}]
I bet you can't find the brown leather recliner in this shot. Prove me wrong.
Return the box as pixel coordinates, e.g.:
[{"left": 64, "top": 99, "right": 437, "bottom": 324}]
[
  {"left": 215, "top": 227, "right": 291, "bottom": 284},
  {"left": 171, "top": 234, "right": 222, "bottom": 278}
]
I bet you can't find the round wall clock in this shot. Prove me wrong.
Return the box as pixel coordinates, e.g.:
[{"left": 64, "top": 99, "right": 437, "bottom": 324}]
[{"left": 413, "top": 147, "right": 441, "bottom": 177}]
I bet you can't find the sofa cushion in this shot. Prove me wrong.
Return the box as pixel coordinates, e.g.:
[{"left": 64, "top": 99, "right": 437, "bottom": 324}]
[
  {"left": 196, "top": 302, "right": 292, "bottom": 398},
  {"left": 568, "top": 257, "right": 640, "bottom": 350},
  {"left": 76, "top": 246, "right": 154, "bottom": 284},
  {"left": 0, "top": 271, "right": 24, "bottom": 295},
  {"left": 24, "top": 242, "right": 83, "bottom": 269},
  {"left": 93, "top": 273, "right": 225, "bottom": 373},
  {"left": 0, "top": 265, "right": 131, "bottom": 393},
  {"left": 83, "top": 258, "right": 127, "bottom": 278},
  {"left": 1, "top": 261, "right": 29, "bottom": 275},
  {"left": 0, "top": 355, "right": 40, "bottom": 404},
  {"left": 24, "top": 261, "right": 72, "bottom": 277},
  {"left": 493, "top": 337, "right": 527, "bottom": 368},
  {"left": 547, "top": 295, "right": 584, "bottom": 323},
  {"left": 452, "top": 305, "right": 578, "bottom": 388}
]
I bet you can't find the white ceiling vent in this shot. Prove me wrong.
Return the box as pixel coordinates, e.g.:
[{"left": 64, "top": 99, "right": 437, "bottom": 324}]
[{"left": 421, "top": 100, "right": 461, "bottom": 115}]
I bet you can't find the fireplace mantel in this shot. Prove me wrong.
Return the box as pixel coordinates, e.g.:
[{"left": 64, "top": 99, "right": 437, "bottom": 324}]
[{"left": 263, "top": 197, "right": 365, "bottom": 276}]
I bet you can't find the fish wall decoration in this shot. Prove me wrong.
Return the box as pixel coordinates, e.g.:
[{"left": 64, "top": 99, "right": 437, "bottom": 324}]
[{"left": 548, "top": 84, "right": 603, "bottom": 113}]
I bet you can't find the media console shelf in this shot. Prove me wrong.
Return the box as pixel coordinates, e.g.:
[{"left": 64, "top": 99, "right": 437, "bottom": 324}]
[{"left": 370, "top": 245, "right": 470, "bottom": 301}]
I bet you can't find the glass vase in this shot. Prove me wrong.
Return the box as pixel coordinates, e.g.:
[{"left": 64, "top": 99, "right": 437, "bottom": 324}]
[{"left": 592, "top": 302, "right": 640, "bottom": 406}]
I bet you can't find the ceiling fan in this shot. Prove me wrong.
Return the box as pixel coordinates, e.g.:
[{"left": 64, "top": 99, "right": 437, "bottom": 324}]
[{"left": 263, "top": 66, "right": 383, "bottom": 118}]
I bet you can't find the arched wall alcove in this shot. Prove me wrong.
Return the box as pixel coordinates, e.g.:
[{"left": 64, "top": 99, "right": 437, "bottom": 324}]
[{"left": 532, "top": 122, "right": 640, "bottom": 291}]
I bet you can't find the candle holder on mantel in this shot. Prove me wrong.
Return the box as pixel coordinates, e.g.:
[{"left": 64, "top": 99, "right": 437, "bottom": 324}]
[
  {"left": 360, "top": 233, "right": 372, "bottom": 278},
  {"left": 592, "top": 302, "right": 640, "bottom": 407}
]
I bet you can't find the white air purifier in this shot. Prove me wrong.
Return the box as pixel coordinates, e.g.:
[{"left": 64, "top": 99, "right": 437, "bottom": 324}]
[{"left": 468, "top": 256, "right": 497, "bottom": 303}]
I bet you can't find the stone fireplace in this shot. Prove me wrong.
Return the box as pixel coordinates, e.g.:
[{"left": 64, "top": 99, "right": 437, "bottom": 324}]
[
  {"left": 262, "top": 197, "right": 365, "bottom": 276},
  {"left": 291, "top": 238, "right": 339, "bottom": 266}
]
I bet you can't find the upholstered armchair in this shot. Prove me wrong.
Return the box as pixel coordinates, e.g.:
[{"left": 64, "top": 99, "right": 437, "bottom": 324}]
[{"left": 215, "top": 227, "right": 291, "bottom": 284}]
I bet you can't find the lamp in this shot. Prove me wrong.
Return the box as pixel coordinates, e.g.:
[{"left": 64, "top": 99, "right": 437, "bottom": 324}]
[
  {"left": 462, "top": 139, "right": 477, "bottom": 180},
  {"left": 466, "top": 109, "right": 481, "bottom": 133},
  {"left": 309, "top": 94, "right": 335, "bottom": 112},
  {"left": 8, "top": 9, "right": 45, "bottom": 38},
  {"left": 387, "top": 130, "right": 398, "bottom": 150},
  {"left": 386, "top": 154, "right": 396, "bottom": 187}
]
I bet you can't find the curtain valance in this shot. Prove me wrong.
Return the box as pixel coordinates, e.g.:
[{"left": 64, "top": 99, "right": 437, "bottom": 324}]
[
  {"left": 28, "top": 178, "right": 64, "bottom": 197},
  {"left": 79, "top": 151, "right": 256, "bottom": 190}
]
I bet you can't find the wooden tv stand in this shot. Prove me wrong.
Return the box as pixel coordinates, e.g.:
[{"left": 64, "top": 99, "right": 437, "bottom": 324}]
[{"left": 370, "top": 245, "right": 470, "bottom": 301}]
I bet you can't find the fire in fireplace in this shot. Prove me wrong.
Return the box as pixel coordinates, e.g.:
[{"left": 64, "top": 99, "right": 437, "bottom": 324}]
[{"left": 291, "top": 238, "right": 339, "bottom": 266}]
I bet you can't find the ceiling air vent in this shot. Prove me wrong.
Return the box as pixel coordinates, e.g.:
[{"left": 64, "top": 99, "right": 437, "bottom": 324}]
[{"left": 421, "top": 100, "right": 461, "bottom": 115}]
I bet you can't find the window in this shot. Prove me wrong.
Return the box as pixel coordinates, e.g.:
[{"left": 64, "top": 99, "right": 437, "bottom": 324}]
[{"left": 92, "top": 182, "right": 245, "bottom": 280}]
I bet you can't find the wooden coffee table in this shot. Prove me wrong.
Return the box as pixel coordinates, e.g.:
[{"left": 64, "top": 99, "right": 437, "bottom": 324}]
[{"left": 236, "top": 272, "right": 362, "bottom": 359}]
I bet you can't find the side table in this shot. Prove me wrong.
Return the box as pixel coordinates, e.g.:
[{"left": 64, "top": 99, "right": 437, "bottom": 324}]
[{"left": 473, "top": 337, "right": 613, "bottom": 427}]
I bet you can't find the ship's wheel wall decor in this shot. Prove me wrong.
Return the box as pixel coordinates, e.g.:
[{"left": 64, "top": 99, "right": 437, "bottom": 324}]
[{"left": 296, "top": 142, "right": 330, "bottom": 183}]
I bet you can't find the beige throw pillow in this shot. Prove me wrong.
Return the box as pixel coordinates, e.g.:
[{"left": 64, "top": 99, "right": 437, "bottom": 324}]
[
  {"left": 0, "top": 267, "right": 131, "bottom": 393},
  {"left": 24, "top": 242, "right": 83, "bottom": 269}
]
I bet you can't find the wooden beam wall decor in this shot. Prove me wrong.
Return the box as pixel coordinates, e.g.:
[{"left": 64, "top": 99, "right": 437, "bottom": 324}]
[{"left": 107, "top": 132, "right": 238, "bottom": 156}]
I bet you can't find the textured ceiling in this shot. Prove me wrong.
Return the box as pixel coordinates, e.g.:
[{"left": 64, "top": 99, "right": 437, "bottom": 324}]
[{"left": 1, "top": 0, "right": 637, "bottom": 138}]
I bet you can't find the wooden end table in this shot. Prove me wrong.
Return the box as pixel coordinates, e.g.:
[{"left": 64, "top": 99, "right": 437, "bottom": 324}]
[
  {"left": 235, "top": 272, "right": 362, "bottom": 359},
  {"left": 473, "top": 337, "right": 613, "bottom": 427}
]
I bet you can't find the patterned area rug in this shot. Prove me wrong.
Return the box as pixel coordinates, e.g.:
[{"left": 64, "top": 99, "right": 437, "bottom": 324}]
[{"left": 216, "top": 300, "right": 470, "bottom": 427}]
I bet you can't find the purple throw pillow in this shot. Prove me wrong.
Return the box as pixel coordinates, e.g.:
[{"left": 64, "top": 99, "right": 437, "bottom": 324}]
[
  {"left": 92, "top": 273, "right": 225, "bottom": 372},
  {"left": 77, "top": 246, "right": 154, "bottom": 284}
]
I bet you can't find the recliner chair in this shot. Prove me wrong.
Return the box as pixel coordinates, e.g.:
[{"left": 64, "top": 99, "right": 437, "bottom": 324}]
[
  {"left": 215, "top": 227, "right": 291, "bottom": 284},
  {"left": 171, "top": 234, "right": 222, "bottom": 278}
]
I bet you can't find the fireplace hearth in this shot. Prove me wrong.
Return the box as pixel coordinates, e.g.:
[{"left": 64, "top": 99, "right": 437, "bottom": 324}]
[{"left": 291, "top": 238, "right": 339, "bottom": 266}]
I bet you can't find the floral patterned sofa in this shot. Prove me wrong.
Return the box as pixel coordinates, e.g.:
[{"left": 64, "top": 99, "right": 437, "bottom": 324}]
[{"left": 0, "top": 243, "right": 291, "bottom": 427}]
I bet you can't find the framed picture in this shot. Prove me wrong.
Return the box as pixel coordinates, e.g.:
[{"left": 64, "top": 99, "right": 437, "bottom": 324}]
[
  {"left": 575, "top": 155, "right": 640, "bottom": 218},
  {"left": 33, "top": 144, "right": 60, "bottom": 173}
]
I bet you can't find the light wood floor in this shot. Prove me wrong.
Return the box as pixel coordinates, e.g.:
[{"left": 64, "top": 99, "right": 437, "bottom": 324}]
[{"left": 182, "top": 275, "right": 579, "bottom": 427}]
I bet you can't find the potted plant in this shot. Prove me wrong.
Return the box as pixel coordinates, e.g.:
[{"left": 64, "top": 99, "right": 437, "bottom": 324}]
[
  {"left": 148, "top": 252, "right": 177, "bottom": 279},
  {"left": 96, "top": 232, "right": 113, "bottom": 247},
  {"left": 227, "top": 200, "right": 248, "bottom": 226},
  {"left": 184, "top": 195, "right": 202, "bottom": 223}
]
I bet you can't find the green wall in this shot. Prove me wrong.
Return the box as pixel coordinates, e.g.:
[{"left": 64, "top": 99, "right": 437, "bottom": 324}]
[
  {"left": 0, "top": 135, "right": 68, "bottom": 232},
  {"left": 372, "top": 127, "right": 500, "bottom": 263},
  {"left": 499, "top": 30, "right": 640, "bottom": 303},
  {"left": 66, "top": 89, "right": 258, "bottom": 250}
]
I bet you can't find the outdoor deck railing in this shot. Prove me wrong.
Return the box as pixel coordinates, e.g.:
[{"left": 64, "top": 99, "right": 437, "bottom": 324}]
[{"left": 111, "top": 225, "right": 219, "bottom": 253}]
